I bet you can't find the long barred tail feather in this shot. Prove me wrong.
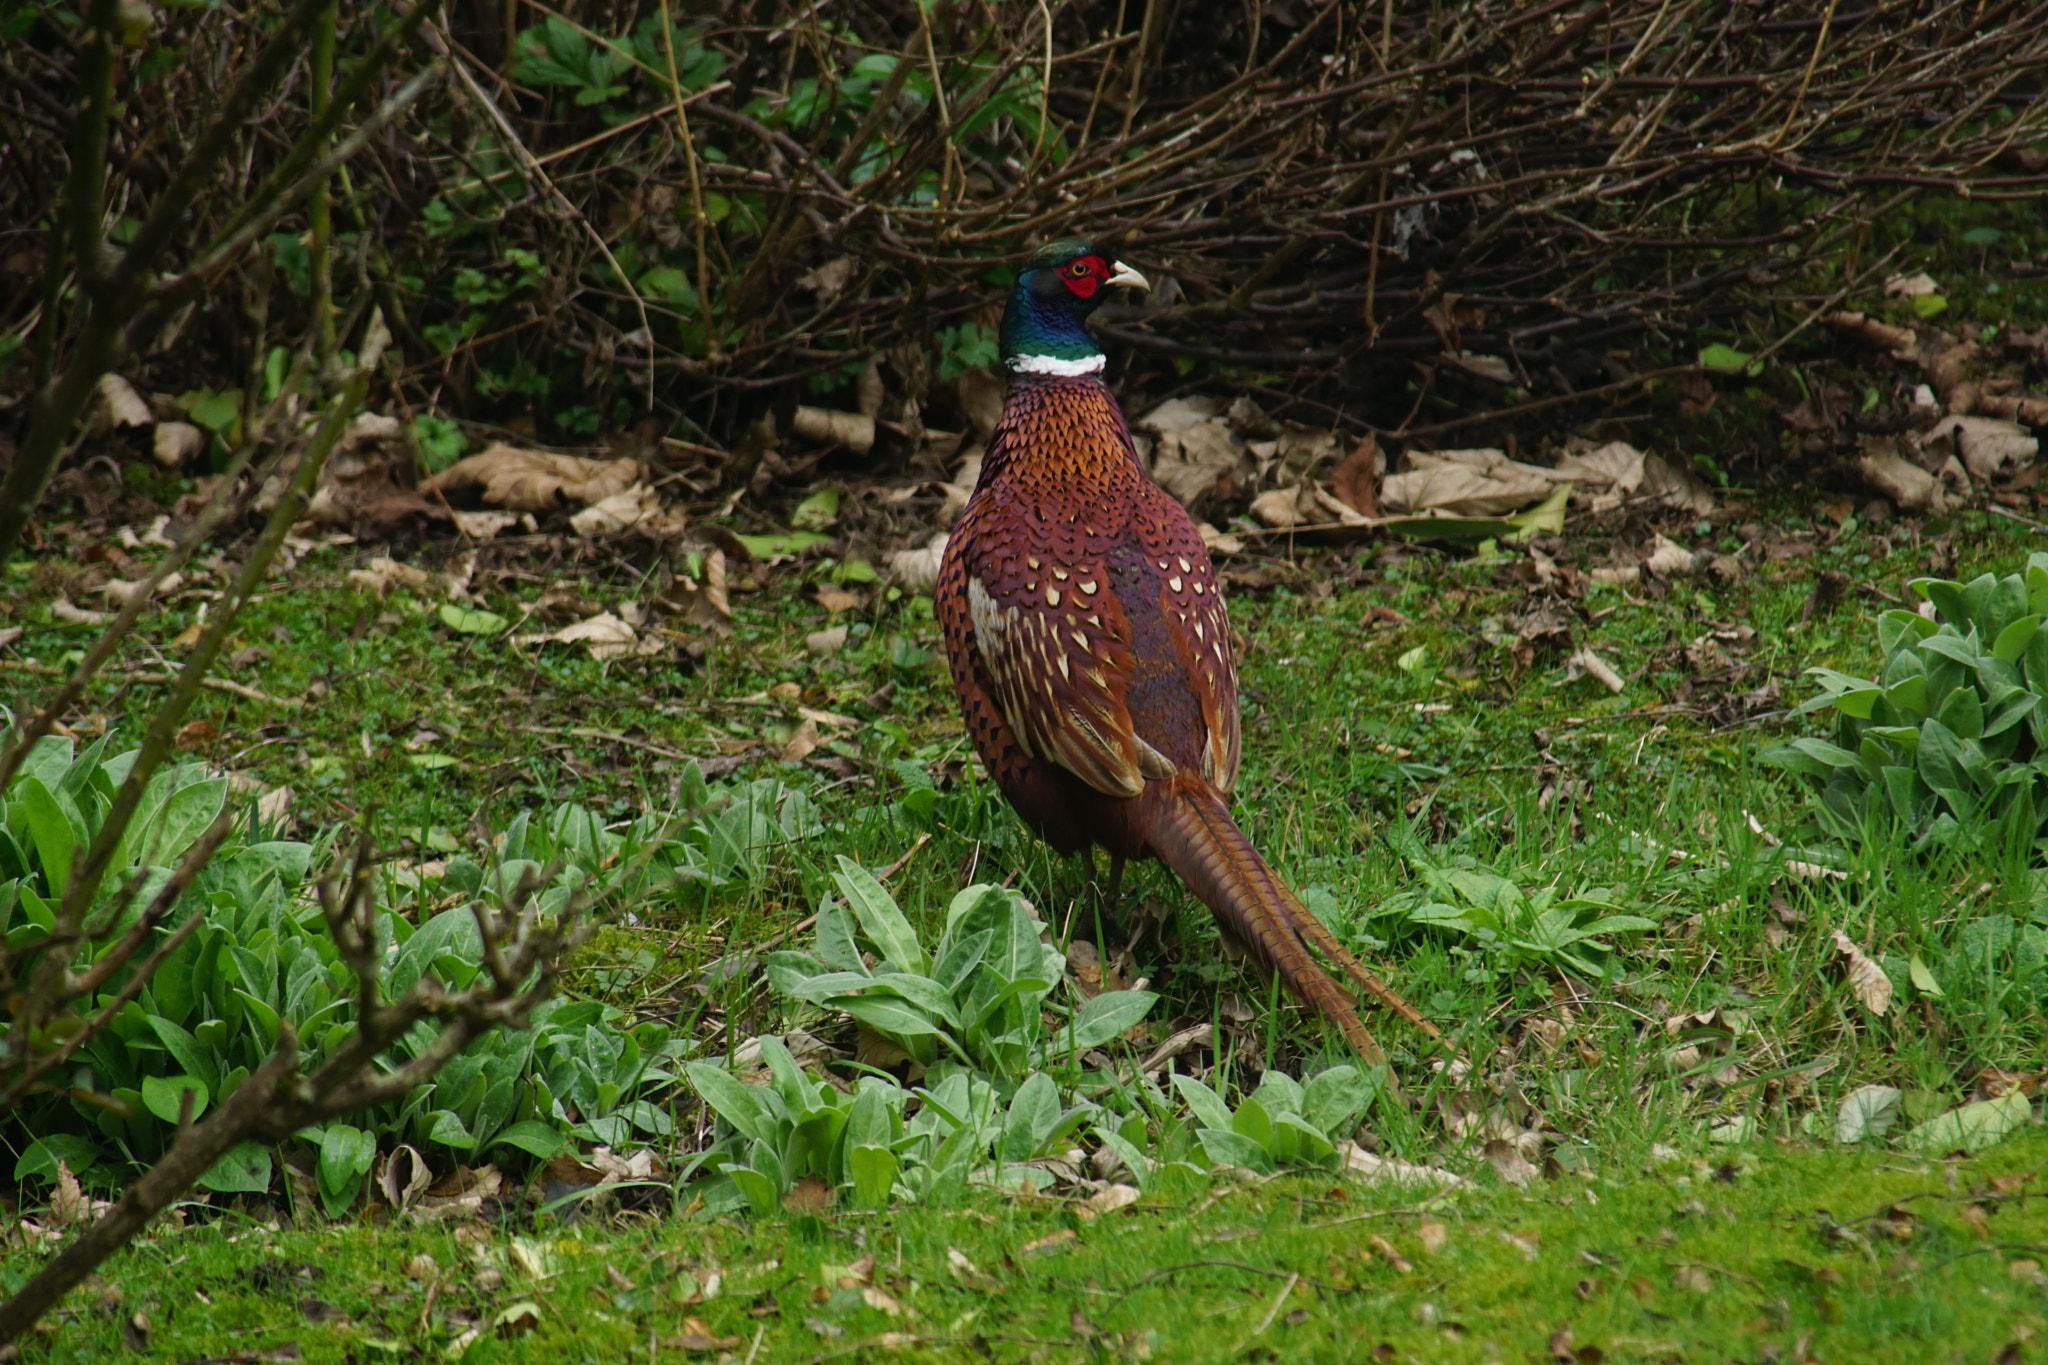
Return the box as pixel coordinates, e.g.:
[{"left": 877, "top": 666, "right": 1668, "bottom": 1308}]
[{"left": 1147, "top": 778, "right": 1434, "bottom": 1078}]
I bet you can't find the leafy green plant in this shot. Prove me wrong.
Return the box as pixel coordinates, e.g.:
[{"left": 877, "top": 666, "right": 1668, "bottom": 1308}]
[
  {"left": 512, "top": 17, "right": 632, "bottom": 107},
  {"left": 933, "top": 323, "right": 1000, "bottom": 383},
  {"left": 2, "top": 739, "right": 691, "bottom": 1203},
  {"left": 1168, "top": 1065, "right": 1374, "bottom": 1176},
  {"left": 1768, "top": 553, "right": 2048, "bottom": 852},
  {"left": 765, "top": 857, "right": 1157, "bottom": 1086},
  {"left": 1362, "top": 829, "right": 1656, "bottom": 980}
]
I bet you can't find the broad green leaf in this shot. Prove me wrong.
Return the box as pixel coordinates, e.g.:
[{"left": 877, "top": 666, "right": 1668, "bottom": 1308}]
[
  {"left": 198, "top": 1142, "right": 273, "bottom": 1194},
  {"left": 146, "top": 1015, "right": 219, "bottom": 1091},
  {"left": 151, "top": 775, "right": 228, "bottom": 864},
  {"left": 722, "top": 1163, "right": 780, "bottom": 1216},
  {"left": 1993, "top": 615, "right": 2042, "bottom": 661},
  {"left": 686, "top": 1061, "right": 777, "bottom": 1142},
  {"left": 13, "top": 1135, "right": 100, "bottom": 1183},
  {"left": 830, "top": 855, "right": 927, "bottom": 975},
  {"left": 791, "top": 488, "right": 840, "bottom": 531},
  {"left": 1196, "top": 1127, "right": 1273, "bottom": 1174},
  {"left": 1908, "top": 953, "right": 1945, "bottom": 998},
  {"left": 1172, "top": 1075, "right": 1235, "bottom": 1133},
  {"left": 1303, "top": 1065, "right": 1372, "bottom": 1135},
  {"left": 1834, "top": 1085, "right": 1902, "bottom": 1143},
  {"left": 15, "top": 777, "right": 85, "bottom": 895},
  {"left": 847, "top": 1144, "right": 898, "bottom": 1207},
  {"left": 439, "top": 603, "right": 509, "bottom": 636},
  {"left": 492, "top": 1119, "right": 572, "bottom": 1158},
  {"left": 1697, "top": 343, "right": 1757, "bottom": 374},
  {"left": 734, "top": 531, "right": 830, "bottom": 559},
  {"left": 1064, "top": 989, "right": 1158, "bottom": 1051}
]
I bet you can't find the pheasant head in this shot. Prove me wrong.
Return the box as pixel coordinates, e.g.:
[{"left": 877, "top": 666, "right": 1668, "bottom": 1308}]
[{"left": 999, "top": 239, "right": 1149, "bottom": 378}]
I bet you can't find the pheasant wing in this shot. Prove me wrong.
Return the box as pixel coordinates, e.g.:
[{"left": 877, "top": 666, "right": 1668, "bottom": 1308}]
[{"left": 959, "top": 548, "right": 1146, "bottom": 800}]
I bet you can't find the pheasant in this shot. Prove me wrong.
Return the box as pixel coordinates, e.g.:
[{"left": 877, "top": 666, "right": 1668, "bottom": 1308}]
[{"left": 935, "top": 239, "right": 1438, "bottom": 1068}]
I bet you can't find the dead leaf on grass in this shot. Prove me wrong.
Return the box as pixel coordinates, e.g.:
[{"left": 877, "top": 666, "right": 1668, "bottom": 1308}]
[
  {"left": 780, "top": 718, "right": 822, "bottom": 764},
  {"left": 1087, "top": 1183, "right": 1141, "bottom": 1215},
  {"left": 1643, "top": 534, "right": 1696, "bottom": 578},
  {"left": 887, "top": 534, "right": 948, "bottom": 595},
  {"left": 428, "top": 444, "right": 641, "bottom": 511},
  {"left": 1336, "top": 1141, "right": 1468, "bottom": 1190},
  {"left": 1018, "top": 1229, "right": 1076, "bottom": 1258},
  {"left": 1483, "top": 1138, "right": 1539, "bottom": 1188},
  {"left": 663, "top": 548, "right": 732, "bottom": 635},
  {"left": 791, "top": 405, "right": 876, "bottom": 454},
  {"left": 1418, "top": 1221, "right": 1449, "bottom": 1255},
  {"left": 805, "top": 625, "right": 849, "bottom": 656},
  {"left": 1564, "top": 647, "right": 1626, "bottom": 694},
  {"left": 1368, "top": 1234, "right": 1414, "bottom": 1273},
  {"left": 51, "top": 1161, "right": 89, "bottom": 1228},
  {"left": 1829, "top": 929, "right": 1892, "bottom": 1015},
  {"left": 98, "top": 374, "right": 154, "bottom": 429},
  {"left": 346, "top": 556, "right": 436, "bottom": 598}
]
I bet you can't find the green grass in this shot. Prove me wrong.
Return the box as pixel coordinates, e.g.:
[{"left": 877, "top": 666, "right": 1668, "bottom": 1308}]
[{"left": 16, "top": 1133, "right": 2048, "bottom": 1362}]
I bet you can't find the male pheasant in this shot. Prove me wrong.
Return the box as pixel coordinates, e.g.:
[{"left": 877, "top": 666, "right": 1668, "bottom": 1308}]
[{"left": 935, "top": 239, "right": 1438, "bottom": 1067}]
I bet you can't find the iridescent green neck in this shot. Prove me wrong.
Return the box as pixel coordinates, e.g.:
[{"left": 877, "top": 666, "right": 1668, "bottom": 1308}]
[{"left": 999, "top": 277, "right": 1105, "bottom": 376}]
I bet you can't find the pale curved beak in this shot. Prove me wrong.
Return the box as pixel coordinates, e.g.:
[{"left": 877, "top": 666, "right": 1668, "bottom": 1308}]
[{"left": 1108, "top": 260, "right": 1151, "bottom": 292}]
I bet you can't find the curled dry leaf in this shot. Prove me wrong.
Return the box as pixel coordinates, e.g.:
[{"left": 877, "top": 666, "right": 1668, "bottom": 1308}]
[
  {"left": 1643, "top": 534, "right": 1697, "bottom": 578},
  {"left": 98, "top": 373, "right": 153, "bottom": 429},
  {"left": 1250, "top": 485, "right": 1316, "bottom": 528},
  {"left": 1829, "top": 929, "right": 1892, "bottom": 1015},
  {"left": 520, "top": 611, "right": 663, "bottom": 662},
  {"left": 780, "top": 718, "right": 822, "bottom": 764},
  {"left": 346, "top": 556, "right": 436, "bottom": 598},
  {"left": 1368, "top": 1234, "right": 1414, "bottom": 1273},
  {"left": 790, "top": 405, "right": 876, "bottom": 455},
  {"left": 887, "top": 533, "right": 948, "bottom": 595},
  {"left": 51, "top": 597, "right": 109, "bottom": 626},
  {"left": 1417, "top": 1221, "right": 1449, "bottom": 1256},
  {"left": 154, "top": 420, "right": 205, "bottom": 467},
  {"left": 1086, "top": 1183, "right": 1141, "bottom": 1214},
  {"left": 1196, "top": 521, "right": 1244, "bottom": 555},
  {"left": 1565, "top": 647, "right": 1626, "bottom": 694},
  {"left": 1336, "top": 1141, "right": 1468, "bottom": 1190},
  {"left": 663, "top": 548, "right": 732, "bottom": 635},
  {"left": 427, "top": 444, "right": 641, "bottom": 511}
]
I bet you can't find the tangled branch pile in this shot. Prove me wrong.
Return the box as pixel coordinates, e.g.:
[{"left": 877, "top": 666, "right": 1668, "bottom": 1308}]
[{"left": 3, "top": 0, "right": 2045, "bottom": 462}]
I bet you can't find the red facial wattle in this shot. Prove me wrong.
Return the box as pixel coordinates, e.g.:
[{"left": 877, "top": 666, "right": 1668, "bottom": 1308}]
[{"left": 1060, "top": 256, "right": 1108, "bottom": 298}]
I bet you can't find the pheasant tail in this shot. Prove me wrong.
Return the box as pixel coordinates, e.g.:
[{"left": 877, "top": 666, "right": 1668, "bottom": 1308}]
[{"left": 1145, "top": 778, "right": 1442, "bottom": 1066}]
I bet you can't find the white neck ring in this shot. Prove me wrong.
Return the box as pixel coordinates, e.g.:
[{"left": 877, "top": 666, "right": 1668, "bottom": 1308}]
[{"left": 1005, "top": 353, "right": 1106, "bottom": 376}]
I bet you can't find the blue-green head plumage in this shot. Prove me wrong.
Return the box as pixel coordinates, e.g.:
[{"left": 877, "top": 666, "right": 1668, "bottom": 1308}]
[{"left": 998, "top": 239, "right": 1149, "bottom": 375}]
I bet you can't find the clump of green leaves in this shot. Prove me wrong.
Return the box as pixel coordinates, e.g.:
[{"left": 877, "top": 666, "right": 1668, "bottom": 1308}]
[
  {"left": 2, "top": 737, "right": 695, "bottom": 1206},
  {"left": 1359, "top": 829, "right": 1656, "bottom": 981},
  {"left": 765, "top": 857, "right": 1157, "bottom": 1086},
  {"left": 1768, "top": 553, "right": 2048, "bottom": 852}
]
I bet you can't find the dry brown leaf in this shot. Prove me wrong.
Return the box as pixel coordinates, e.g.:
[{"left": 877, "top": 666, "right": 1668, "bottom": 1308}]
[
  {"left": 1482, "top": 1137, "right": 1538, "bottom": 1188},
  {"left": 427, "top": 444, "right": 641, "bottom": 510},
  {"left": 1565, "top": 647, "right": 1626, "bottom": 694},
  {"left": 1018, "top": 1229, "right": 1076, "bottom": 1258},
  {"left": 1381, "top": 448, "right": 1559, "bottom": 516},
  {"left": 1417, "top": 1221, "right": 1449, "bottom": 1256},
  {"left": 174, "top": 719, "right": 217, "bottom": 751},
  {"left": 51, "top": 1161, "right": 89, "bottom": 1228},
  {"left": 98, "top": 374, "right": 153, "bottom": 429},
  {"left": 887, "top": 534, "right": 948, "bottom": 595},
  {"left": 1368, "top": 1234, "right": 1415, "bottom": 1273},
  {"left": 1336, "top": 1141, "right": 1468, "bottom": 1190},
  {"left": 347, "top": 556, "right": 436, "bottom": 598},
  {"left": 1830, "top": 928, "right": 1892, "bottom": 1015},
  {"left": 783, "top": 1174, "right": 833, "bottom": 1213},
  {"left": 153, "top": 421, "right": 205, "bottom": 468},
  {"left": 1329, "top": 435, "right": 1382, "bottom": 517},
  {"left": 569, "top": 484, "right": 688, "bottom": 540},
  {"left": 663, "top": 548, "right": 732, "bottom": 635},
  {"left": 795, "top": 257, "right": 856, "bottom": 299},
  {"left": 956, "top": 370, "right": 1006, "bottom": 441},
  {"left": 1196, "top": 522, "right": 1245, "bottom": 555},
  {"left": 670, "top": 1317, "right": 742, "bottom": 1351},
  {"left": 780, "top": 719, "right": 822, "bottom": 764},
  {"left": 1086, "top": 1183, "right": 1141, "bottom": 1214},
  {"left": 451, "top": 509, "right": 521, "bottom": 540},
  {"left": 790, "top": 405, "right": 876, "bottom": 454},
  {"left": 51, "top": 597, "right": 108, "bottom": 626},
  {"left": 1250, "top": 485, "right": 1315, "bottom": 528},
  {"left": 1643, "top": 534, "right": 1696, "bottom": 578},
  {"left": 378, "top": 1145, "right": 432, "bottom": 1214},
  {"left": 805, "top": 625, "right": 849, "bottom": 656},
  {"left": 815, "top": 586, "right": 862, "bottom": 613}
]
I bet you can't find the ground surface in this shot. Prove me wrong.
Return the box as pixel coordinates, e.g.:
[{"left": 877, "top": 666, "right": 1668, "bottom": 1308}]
[{"left": 6, "top": 432, "right": 2048, "bottom": 1360}]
